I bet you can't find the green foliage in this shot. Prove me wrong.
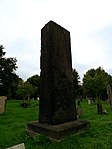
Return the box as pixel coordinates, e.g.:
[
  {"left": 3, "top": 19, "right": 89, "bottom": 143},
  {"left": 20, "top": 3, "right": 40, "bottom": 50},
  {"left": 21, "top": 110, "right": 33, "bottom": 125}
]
[
  {"left": 16, "top": 82, "right": 34, "bottom": 100},
  {"left": 1, "top": 100, "right": 112, "bottom": 149},
  {"left": 0, "top": 45, "right": 20, "bottom": 98},
  {"left": 83, "top": 67, "right": 110, "bottom": 99},
  {"left": 33, "top": 135, "right": 51, "bottom": 145},
  {"left": 27, "top": 74, "right": 40, "bottom": 98},
  {"left": 0, "top": 100, "right": 38, "bottom": 149},
  {"left": 27, "top": 75, "right": 40, "bottom": 87},
  {"left": 72, "top": 69, "right": 81, "bottom": 98}
]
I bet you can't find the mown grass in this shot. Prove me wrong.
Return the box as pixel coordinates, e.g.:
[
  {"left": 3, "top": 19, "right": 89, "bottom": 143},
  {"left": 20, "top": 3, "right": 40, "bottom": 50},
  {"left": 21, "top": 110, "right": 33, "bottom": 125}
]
[{"left": 0, "top": 99, "right": 112, "bottom": 149}]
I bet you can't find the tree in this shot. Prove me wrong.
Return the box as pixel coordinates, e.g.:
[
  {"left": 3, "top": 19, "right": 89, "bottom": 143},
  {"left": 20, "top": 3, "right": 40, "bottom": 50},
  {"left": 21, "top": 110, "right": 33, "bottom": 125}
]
[
  {"left": 27, "top": 74, "right": 40, "bottom": 98},
  {"left": 0, "top": 45, "right": 19, "bottom": 98},
  {"left": 16, "top": 82, "right": 34, "bottom": 101},
  {"left": 83, "top": 67, "right": 110, "bottom": 100},
  {"left": 72, "top": 69, "right": 80, "bottom": 98}
]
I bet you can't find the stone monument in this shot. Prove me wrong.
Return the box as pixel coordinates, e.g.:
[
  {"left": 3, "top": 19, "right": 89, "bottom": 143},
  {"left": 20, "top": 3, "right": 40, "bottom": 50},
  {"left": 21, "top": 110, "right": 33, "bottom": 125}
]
[
  {"left": 27, "top": 21, "right": 89, "bottom": 140},
  {"left": 0, "top": 96, "right": 7, "bottom": 113},
  {"left": 6, "top": 143, "right": 25, "bottom": 149},
  {"left": 107, "top": 84, "right": 112, "bottom": 108},
  {"left": 39, "top": 20, "right": 77, "bottom": 124}
]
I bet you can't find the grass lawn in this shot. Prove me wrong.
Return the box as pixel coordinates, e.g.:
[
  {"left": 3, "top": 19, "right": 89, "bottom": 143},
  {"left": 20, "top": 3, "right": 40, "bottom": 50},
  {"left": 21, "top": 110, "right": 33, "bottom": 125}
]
[{"left": 0, "top": 99, "right": 112, "bottom": 149}]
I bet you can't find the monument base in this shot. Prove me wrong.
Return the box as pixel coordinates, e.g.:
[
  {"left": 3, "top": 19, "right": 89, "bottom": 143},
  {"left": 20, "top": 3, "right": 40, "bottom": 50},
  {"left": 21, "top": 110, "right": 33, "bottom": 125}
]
[{"left": 27, "top": 120, "right": 90, "bottom": 140}]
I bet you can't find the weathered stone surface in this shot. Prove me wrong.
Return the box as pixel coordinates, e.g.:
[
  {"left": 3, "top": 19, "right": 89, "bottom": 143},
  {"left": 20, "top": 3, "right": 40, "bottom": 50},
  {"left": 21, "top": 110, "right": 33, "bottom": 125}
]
[
  {"left": 27, "top": 21, "right": 90, "bottom": 140},
  {"left": 39, "top": 21, "right": 77, "bottom": 125},
  {"left": 6, "top": 143, "right": 25, "bottom": 149},
  {"left": 0, "top": 96, "right": 7, "bottom": 113},
  {"left": 27, "top": 120, "right": 90, "bottom": 140}
]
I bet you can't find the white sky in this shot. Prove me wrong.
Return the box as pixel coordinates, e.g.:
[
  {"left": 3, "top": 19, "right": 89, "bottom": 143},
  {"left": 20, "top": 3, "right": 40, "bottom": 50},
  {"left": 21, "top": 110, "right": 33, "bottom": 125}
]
[{"left": 1, "top": 0, "right": 112, "bottom": 81}]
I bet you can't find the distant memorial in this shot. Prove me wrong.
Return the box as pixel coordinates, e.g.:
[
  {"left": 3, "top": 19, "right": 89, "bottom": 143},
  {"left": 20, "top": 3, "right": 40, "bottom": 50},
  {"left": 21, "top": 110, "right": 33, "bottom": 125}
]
[
  {"left": 0, "top": 96, "right": 7, "bottom": 113},
  {"left": 107, "top": 84, "right": 112, "bottom": 108},
  {"left": 27, "top": 21, "right": 89, "bottom": 140}
]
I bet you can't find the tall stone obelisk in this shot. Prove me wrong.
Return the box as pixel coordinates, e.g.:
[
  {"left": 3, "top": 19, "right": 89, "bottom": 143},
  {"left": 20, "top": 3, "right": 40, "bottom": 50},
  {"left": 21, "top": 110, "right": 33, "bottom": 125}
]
[
  {"left": 27, "top": 21, "right": 90, "bottom": 140},
  {"left": 39, "top": 21, "right": 77, "bottom": 125}
]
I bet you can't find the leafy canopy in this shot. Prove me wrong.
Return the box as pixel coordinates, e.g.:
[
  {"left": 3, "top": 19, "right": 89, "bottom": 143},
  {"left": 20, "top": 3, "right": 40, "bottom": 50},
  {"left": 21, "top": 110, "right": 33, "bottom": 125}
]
[{"left": 0, "top": 45, "right": 19, "bottom": 98}]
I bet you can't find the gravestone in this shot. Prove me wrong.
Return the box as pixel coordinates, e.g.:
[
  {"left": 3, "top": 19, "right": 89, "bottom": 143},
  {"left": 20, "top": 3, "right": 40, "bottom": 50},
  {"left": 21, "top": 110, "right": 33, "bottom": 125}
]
[
  {"left": 76, "top": 100, "right": 83, "bottom": 119},
  {"left": 27, "top": 21, "right": 90, "bottom": 140},
  {"left": 0, "top": 96, "right": 7, "bottom": 113},
  {"left": 6, "top": 143, "right": 25, "bottom": 149},
  {"left": 97, "top": 102, "right": 103, "bottom": 114},
  {"left": 107, "top": 84, "right": 112, "bottom": 108},
  {"left": 88, "top": 99, "right": 91, "bottom": 104}
]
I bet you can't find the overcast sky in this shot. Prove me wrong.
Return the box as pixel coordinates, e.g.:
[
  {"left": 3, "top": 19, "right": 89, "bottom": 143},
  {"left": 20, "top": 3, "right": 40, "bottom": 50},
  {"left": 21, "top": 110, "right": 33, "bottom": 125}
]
[{"left": 1, "top": 0, "right": 112, "bottom": 81}]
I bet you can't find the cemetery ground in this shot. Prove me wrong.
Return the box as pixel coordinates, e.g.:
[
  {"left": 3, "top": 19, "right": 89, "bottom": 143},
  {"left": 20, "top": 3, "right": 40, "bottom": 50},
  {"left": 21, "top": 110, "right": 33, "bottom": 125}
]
[{"left": 0, "top": 100, "right": 112, "bottom": 149}]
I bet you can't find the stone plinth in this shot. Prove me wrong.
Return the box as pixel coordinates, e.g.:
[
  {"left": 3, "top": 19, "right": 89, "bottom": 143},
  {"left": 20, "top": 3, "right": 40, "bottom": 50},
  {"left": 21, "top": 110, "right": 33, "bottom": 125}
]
[{"left": 27, "top": 120, "right": 90, "bottom": 140}]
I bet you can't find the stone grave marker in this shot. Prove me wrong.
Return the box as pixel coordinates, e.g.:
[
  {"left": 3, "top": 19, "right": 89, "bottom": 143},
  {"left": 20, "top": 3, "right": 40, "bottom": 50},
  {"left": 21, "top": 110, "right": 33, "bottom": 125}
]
[
  {"left": 27, "top": 21, "right": 90, "bottom": 140},
  {"left": 6, "top": 143, "right": 25, "bottom": 149},
  {"left": 107, "top": 84, "right": 112, "bottom": 108},
  {"left": 88, "top": 99, "right": 91, "bottom": 104},
  {"left": 0, "top": 96, "right": 7, "bottom": 113},
  {"left": 97, "top": 102, "right": 103, "bottom": 114},
  {"left": 76, "top": 100, "right": 83, "bottom": 119}
]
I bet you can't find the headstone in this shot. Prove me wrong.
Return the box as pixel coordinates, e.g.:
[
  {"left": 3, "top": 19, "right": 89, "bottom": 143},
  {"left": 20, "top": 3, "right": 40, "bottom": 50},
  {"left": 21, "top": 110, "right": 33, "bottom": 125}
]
[
  {"left": 107, "top": 85, "right": 112, "bottom": 108},
  {"left": 0, "top": 96, "right": 7, "bottom": 113},
  {"left": 97, "top": 102, "right": 103, "bottom": 114},
  {"left": 76, "top": 100, "right": 83, "bottom": 119},
  {"left": 77, "top": 107, "right": 83, "bottom": 119},
  {"left": 27, "top": 21, "right": 90, "bottom": 140},
  {"left": 88, "top": 99, "right": 91, "bottom": 104},
  {"left": 6, "top": 143, "right": 25, "bottom": 149}
]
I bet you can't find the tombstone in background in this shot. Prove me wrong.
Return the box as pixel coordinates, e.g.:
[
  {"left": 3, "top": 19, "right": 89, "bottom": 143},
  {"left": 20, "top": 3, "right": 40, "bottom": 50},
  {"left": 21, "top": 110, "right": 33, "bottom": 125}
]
[
  {"left": 97, "top": 99, "right": 107, "bottom": 114},
  {"left": 107, "top": 84, "right": 112, "bottom": 108},
  {"left": 76, "top": 100, "right": 83, "bottom": 119},
  {"left": 97, "top": 101, "right": 103, "bottom": 114},
  {"left": 88, "top": 99, "right": 91, "bottom": 104},
  {"left": 27, "top": 21, "right": 90, "bottom": 140},
  {"left": 0, "top": 96, "right": 7, "bottom": 113}
]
